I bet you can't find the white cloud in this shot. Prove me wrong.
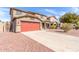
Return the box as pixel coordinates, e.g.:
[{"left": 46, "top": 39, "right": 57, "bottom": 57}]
[
  {"left": 0, "top": 8, "right": 6, "bottom": 16},
  {"left": 44, "top": 8, "right": 66, "bottom": 17},
  {"left": 59, "top": 11, "right": 66, "bottom": 16},
  {"left": 0, "top": 7, "right": 10, "bottom": 21},
  {"left": 46, "top": 14, "right": 53, "bottom": 16},
  {"left": 0, "top": 8, "right": 9, "bottom": 16},
  {"left": 0, "top": 8, "right": 9, "bottom": 11},
  {"left": 0, "top": 12, "right": 4, "bottom": 16},
  {"left": 0, "top": 18, "right": 10, "bottom": 22},
  {"left": 43, "top": 7, "right": 79, "bottom": 19},
  {"left": 56, "top": 7, "right": 79, "bottom": 19},
  {"left": 44, "top": 9, "right": 57, "bottom": 14},
  {"left": 70, "top": 7, "right": 79, "bottom": 14},
  {"left": 55, "top": 16, "right": 60, "bottom": 19}
]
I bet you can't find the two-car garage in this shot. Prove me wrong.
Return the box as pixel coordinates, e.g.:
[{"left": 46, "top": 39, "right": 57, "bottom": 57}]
[
  {"left": 10, "top": 17, "right": 41, "bottom": 32},
  {"left": 21, "top": 21, "right": 40, "bottom": 32}
]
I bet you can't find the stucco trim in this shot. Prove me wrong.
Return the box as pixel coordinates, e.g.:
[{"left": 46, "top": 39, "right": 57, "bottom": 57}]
[{"left": 13, "top": 15, "right": 42, "bottom": 22}]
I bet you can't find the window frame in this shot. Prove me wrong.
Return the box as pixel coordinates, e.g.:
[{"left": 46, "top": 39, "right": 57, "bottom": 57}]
[{"left": 16, "top": 11, "right": 22, "bottom": 15}]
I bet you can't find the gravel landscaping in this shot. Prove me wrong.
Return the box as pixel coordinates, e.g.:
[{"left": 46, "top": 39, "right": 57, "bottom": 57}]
[{"left": 0, "top": 32, "right": 53, "bottom": 52}]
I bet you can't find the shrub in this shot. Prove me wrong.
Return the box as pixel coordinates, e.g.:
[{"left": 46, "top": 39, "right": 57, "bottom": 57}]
[
  {"left": 75, "top": 21, "right": 79, "bottom": 30},
  {"left": 51, "top": 23, "right": 57, "bottom": 29},
  {"left": 61, "top": 23, "right": 72, "bottom": 32}
]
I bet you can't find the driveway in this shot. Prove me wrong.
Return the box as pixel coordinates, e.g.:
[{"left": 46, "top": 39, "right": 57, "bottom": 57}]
[
  {"left": 0, "top": 32, "right": 53, "bottom": 52},
  {"left": 22, "top": 30, "right": 79, "bottom": 52}
]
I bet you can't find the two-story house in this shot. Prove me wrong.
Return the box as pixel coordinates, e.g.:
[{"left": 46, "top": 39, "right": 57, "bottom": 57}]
[{"left": 10, "top": 8, "right": 57, "bottom": 32}]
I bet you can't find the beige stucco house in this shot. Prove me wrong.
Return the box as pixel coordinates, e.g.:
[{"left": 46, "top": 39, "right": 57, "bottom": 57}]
[
  {"left": 0, "top": 22, "right": 4, "bottom": 32},
  {"left": 0, "top": 21, "right": 10, "bottom": 32},
  {"left": 10, "top": 8, "right": 57, "bottom": 32}
]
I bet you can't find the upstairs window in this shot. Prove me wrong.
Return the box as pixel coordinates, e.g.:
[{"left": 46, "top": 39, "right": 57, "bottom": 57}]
[
  {"left": 41, "top": 16, "right": 46, "bottom": 19},
  {"left": 16, "top": 11, "right": 22, "bottom": 15}
]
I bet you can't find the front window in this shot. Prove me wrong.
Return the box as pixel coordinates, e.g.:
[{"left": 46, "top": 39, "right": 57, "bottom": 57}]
[{"left": 16, "top": 11, "right": 22, "bottom": 15}]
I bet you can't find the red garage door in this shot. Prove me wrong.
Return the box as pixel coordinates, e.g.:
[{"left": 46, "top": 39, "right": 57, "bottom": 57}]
[{"left": 21, "top": 21, "right": 40, "bottom": 32}]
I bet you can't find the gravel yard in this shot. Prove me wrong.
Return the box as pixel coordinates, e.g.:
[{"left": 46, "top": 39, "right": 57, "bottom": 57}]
[{"left": 0, "top": 32, "right": 53, "bottom": 52}]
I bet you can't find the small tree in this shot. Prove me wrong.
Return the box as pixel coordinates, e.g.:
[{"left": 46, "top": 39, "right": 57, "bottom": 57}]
[
  {"left": 60, "top": 12, "right": 78, "bottom": 23},
  {"left": 60, "top": 12, "right": 79, "bottom": 30},
  {"left": 75, "top": 21, "right": 79, "bottom": 30}
]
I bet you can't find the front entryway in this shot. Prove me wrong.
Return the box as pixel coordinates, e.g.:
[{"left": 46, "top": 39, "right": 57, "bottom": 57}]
[
  {"left": 42, "top": 23, "right": 45, "bottom": 29},
  {"left": 46, "top": 23, "right": 50, "bottom": 29},
  {"left": 42, "top": 22, "right": 50, "bottom": 29}
]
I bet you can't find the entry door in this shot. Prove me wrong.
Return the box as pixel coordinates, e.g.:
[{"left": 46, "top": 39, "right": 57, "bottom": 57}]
[{"left": 46, "top": 23, "right": 50, "bottom": 29}]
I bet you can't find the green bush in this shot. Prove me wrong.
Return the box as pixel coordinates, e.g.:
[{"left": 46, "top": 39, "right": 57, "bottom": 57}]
[
  {"left": 75, "top": 21, "right": 79, "bottom": 30},
  {"left": 61, "top": 23, "right": 72, "bottom": 32},
  {"left": 51, "top": 23, "right": 57, "bottom": 29}
]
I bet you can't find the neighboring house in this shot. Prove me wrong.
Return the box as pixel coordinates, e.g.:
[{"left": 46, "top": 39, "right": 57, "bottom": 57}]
[
  {"left": 47, "top": 16, "right": 57, "bottom": 23},
  {"left": 47, "top": 16, "right": 59, "bottom": 24},
  {"left": 10, "top": 8, "right": 57, "bottom": 32},
  {"left": 0, "top": 21, "right": 10, "bottom": 32},
  {"left": 5, "top": 21, "right": 10, "bottom": 32},
  {"left": 0, "top": 21, "right": 4, "bottom": 32},
  {"left": 47, "top": 16, "right": 59, "bottom": 28}
]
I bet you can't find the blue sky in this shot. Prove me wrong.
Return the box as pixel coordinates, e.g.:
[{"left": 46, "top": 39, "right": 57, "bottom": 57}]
[{"left": 0, "top": 7, "right": 79, "bottom": 21}]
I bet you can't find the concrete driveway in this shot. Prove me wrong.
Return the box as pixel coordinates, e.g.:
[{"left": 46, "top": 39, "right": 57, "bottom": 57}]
[{"left": 22, "top": 30, "right": 79, "bottom": 52}]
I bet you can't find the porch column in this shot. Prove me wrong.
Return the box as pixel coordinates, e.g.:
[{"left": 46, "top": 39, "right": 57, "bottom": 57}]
[
  {"left": 44, "top": 22, "right": 47, "bottom": 29},
  {"left": 16, "top": 19, "right": 21, "bottom": 32},
  {"left": 49, "top": 23, "right": 51, "bottom": 29},
  {"left": 40, "top": 22, "right": 42, "bottom": 30}
]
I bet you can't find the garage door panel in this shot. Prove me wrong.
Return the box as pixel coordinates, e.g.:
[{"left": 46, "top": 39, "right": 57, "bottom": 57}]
[{"left": 21, "top": 21, "right": 40, "bottom": 32}]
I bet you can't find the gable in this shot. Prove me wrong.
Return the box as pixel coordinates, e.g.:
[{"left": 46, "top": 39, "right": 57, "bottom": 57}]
[
  {"left": 11, "top": 9, "right": 27, "bottom": 18},
  {"left": 10, "top": 8, "right": 47, "bottom": 21},
  {"left": 16, "top": 17, "right": 41, "bottom": 23}
]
